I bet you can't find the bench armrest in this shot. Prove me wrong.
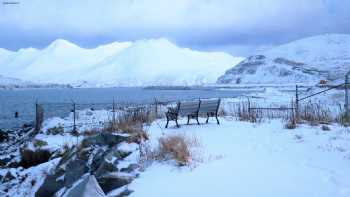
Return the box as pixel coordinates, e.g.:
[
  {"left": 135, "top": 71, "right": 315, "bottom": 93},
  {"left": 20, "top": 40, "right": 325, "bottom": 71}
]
[{"left": 167, "top": 107, "right": 178, "bottom": 114}]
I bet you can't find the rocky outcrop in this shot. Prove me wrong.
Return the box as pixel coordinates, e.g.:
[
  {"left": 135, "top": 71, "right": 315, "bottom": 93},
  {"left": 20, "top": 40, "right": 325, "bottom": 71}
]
[{"left": 35, "top": 132, "right": 140, "bottom": 197}]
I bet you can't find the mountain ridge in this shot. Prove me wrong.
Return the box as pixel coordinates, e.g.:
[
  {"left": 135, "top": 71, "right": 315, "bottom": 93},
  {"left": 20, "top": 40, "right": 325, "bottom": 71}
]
[
  {"left": 217, "top": 34, "right": 350, "bottom": 85},
  {"left": 0, "top": 38, "right": 242, "bottom": 87}
]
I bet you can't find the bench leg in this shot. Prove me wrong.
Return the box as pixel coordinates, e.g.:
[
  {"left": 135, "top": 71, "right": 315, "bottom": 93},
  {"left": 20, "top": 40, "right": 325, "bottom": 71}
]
[
  {"left": 187, "top": 115, "right": 190, "bottom": 125},
  {"left": 175, "top": 118, "right": 180, "bottom": 128},
  {"left": 216, "top": 114, "right": 220, "bottom": 125},
  {"left": 196, "top": 116, "right": 200, "bottom": 125},
  {"left": 165, "top": 116, "right": 169, "bottom": 128},
  {"left": 206, "top": 113, "right": 209, "bottom": 124}
]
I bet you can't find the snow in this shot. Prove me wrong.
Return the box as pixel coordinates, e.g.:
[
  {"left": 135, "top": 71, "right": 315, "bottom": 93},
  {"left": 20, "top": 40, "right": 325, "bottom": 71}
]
[
  {"left": 128, "top": 118, "right": 350, "bottom": 197},
  {"left": 0, "top": 38, "right": 242, "bottom": 87},
  {"left": 218, "top": 34, "right": 350, "bottom": 85},
  {"left": 5, "top": 158, "right": 61, "bottom": 197}
]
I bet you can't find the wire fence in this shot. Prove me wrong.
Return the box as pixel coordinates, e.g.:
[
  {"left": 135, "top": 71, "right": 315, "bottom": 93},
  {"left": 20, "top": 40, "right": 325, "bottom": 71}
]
[{"left": 3, "top": 80, "right": 349, "bottom": 131}]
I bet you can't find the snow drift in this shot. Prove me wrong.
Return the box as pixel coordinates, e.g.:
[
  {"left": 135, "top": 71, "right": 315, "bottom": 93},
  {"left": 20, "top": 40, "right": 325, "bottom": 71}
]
[
  {"left": 0, "top": 39, "right": 242, "bottom": 87},
  {"left": 217, "top": 34, "right": 350, "bottom": 85}
]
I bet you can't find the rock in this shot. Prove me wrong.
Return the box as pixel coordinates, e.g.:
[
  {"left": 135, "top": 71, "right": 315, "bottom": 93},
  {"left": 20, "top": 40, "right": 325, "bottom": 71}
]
[
  {"left": 98, "top": 173, "right": 134, "bottom": 193},
  {"left": 35, "top": 174, "right": 64, "bottom": 197},
  {"left": 0, "top": 157, "right": 11, "bottom": 167},
  {"left": 64, "top": 159, "right": 89, "bottom": 187},
  {"left": 2, "top": 171, "right": 16, "bottom": 182},
  {"left": 60, "top": 174, "right": 106, "bottom": 197},
  {"left": 20, "top": 148, "right": 52, "bottom": 168},
  {"left": 107, "top": 186, "right": 134, "bottom": 197},
  {"left": 0, "top": 129, "right": 9, "bottom": 142},
  {"left": 95, "top": 160, "right": 118, "bottom": 178},
  {"left": 81, "top": 133, "right": 129, "bottom": 148},
  {"left": 120, "top": 164, "right": 139, "bottom": 173}
]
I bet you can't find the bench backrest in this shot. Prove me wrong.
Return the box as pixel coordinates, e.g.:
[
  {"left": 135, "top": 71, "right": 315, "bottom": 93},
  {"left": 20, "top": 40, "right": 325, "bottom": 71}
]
[
  {"left": 199, "top": 99, "right": 221, "bottom": 114},
  {"left": 178, "top": 100, "right": 200, "bottom": 116}
]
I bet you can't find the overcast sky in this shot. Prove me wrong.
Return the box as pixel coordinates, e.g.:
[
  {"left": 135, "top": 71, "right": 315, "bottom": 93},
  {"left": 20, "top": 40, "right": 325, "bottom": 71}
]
[{"left": 0, "top": 0, "right": 349, "bottom": 56}]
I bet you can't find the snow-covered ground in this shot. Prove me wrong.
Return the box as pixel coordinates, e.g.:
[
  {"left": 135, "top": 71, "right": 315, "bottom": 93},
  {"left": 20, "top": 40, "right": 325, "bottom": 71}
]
[
  {"left": 129, "top": 118, "right": 350, "bottom": 197},
  {"left": 1, "top": 90, "right": 349, "bottom": 196}
]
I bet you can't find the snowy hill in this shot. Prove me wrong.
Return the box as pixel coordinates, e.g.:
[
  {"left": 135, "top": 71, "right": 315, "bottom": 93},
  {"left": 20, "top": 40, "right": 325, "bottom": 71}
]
[
  {"left": 217, "top": 34, "right": 350, "bottom": 85},
  {"left": 0, "top": 75, "right": 70, "bottom": 89},
  {"left": 0, "top": 39, "right": 242, "bottom": 87}
]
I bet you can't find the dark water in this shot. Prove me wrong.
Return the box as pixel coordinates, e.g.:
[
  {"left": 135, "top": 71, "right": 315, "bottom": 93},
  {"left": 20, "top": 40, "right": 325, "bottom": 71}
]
[{"left": 0, "top": 87, "right": 253, "bottom": 129}]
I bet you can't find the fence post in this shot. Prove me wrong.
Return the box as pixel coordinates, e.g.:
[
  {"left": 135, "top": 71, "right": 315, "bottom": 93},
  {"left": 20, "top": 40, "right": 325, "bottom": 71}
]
[
  {"left": 295, "top": 85, "right": 300, "bottom": 122},
  {"left": 247, "top": 97, "right": 251, "bottom": 119},
  {"left": 72, "top": 102, "right": 76, "bottom": 133},
  {"left": 35, "top": 100, "right": 44, "bottom": 131},
  {"left": 154, "top": 98, "right": 158, "bottom": 118},
  {"left": 112, "top": 98, "right": 116, "bottom": 128}
]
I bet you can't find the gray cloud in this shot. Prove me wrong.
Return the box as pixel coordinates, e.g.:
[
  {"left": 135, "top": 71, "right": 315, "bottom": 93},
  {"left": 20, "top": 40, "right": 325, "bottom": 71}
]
[{"left": 0, "top": 0, "right": 349, "bottom": 55}]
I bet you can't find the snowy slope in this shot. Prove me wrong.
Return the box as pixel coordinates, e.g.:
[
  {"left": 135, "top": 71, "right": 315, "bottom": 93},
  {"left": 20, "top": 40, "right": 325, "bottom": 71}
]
[
  {"left": 0, "top": 39, "right": 242, "bottom": 87},
  {"left": 0, "top": 75, "right": 34, "bottom": 86},
  {"left": 0, "top": 75, "right": 70, "bottom": 89},
  {"left": 217, "top": 34, "right": 350, "bottom": 85}
]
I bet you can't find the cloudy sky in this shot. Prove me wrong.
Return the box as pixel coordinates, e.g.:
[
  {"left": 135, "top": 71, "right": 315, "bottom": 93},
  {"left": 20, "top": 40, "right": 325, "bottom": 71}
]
[{"left": 0, "top": 0, "right": 349, "bottom": 56}]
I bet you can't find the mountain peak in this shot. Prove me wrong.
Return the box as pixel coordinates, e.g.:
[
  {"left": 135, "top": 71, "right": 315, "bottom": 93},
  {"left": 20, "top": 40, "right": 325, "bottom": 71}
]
[{"left": 47, "top": 39, "right": 80, "bottom": 50}]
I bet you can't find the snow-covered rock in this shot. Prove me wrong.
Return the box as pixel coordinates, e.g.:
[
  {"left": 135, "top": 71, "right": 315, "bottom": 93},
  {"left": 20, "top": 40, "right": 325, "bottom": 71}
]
[
  {"left": 0, "top": 38, "right": 242, "bottom": 87},
  {"left": 217, "top": 34, "right": 350, "bottom": 85}
]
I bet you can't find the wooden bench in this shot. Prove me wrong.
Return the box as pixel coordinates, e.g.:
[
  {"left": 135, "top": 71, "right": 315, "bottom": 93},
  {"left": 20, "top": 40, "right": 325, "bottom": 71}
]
[
  {"left": 165, "top": 98, "right": 221, "bottom": 128},
  {"left": 165, "top": 100, "right": 201, "bottom": 128},
  {"left": 199, "top": 98, "right": 221, "bottom": 125}
]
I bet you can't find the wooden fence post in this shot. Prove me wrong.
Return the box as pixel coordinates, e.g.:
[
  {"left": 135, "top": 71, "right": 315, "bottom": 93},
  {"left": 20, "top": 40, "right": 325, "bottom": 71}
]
[
  {"left": 72, "top": 102, "right": 76, "bottom": 133},
  {"left": 345, "top": 72, "right": 350, "bottom": 122},
  {"left": 35, "top": 100, "right": 44, "bottom": 131},
  {"left": 295, "top": 85, "right": 300, "bottom": 122},
  {"left": 154, "top": 98, "right": 158, "bottom": 118},
  {"left": 112, "top": 98, "right": 116, "bottom": 128},
  {"left": 247, "top": 97, "right": 251, "bottom": 119}
]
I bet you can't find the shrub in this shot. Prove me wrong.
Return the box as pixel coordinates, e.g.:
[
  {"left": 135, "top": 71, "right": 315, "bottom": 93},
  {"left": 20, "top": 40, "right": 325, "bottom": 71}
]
[
  {"left": 156, "top": 134, "right": 200, "bottom": 166},
  {"left": 47, "top": 125, "right": 64, "bottom": 135},
  {"left": 284, "top": 122, "right": 297, "bottom": 129},
  {"left": 299, "top": 102, "right": 333, "bottom": 125},
  {"left": 103, "top": 108, "right": 152, "bottom": 143},
  {"left": 83, "top": 128, "right": 100, "bottom": 136},
  {"left": 20, "top": 148, "right": 52, "bottom": 168},
  {"left": 33, "top": 139, "right": 48, "bottom": 148},
  {"left": 321, "top": 125, "right": 331, "bottom": 131}
]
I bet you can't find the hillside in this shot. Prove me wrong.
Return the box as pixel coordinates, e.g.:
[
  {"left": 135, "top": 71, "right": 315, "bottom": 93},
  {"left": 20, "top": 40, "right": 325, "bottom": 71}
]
[
  {"left": 217, "top": 34, "right": 350, "bottom": 85},
  {"left": 0, "top": 39, "right": 242, "bottom": 87},
  {"left": 0, "top": 75, "right": 70, "bottom": 89}
]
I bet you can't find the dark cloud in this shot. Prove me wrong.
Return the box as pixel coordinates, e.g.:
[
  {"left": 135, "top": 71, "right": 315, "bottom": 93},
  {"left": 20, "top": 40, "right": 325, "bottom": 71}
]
[{"left": 0, "top": 0, "right": 349, "bottom": 55}]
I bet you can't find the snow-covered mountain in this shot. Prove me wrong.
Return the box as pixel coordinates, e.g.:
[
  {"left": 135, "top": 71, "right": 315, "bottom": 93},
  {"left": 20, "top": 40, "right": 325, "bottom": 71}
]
[
  {"left": 0, "top": 39, "right": 242, "bottom": 87},
  {"left": 217, "top": 34, "right": 350, "bottom": 85}
]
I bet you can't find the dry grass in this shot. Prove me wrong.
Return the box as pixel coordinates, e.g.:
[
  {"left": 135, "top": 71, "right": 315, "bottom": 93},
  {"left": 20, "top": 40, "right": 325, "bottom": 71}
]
[
  {"left": 299, "top": 102, "right": 333, "bottom": 125},
  {"left": 138, "top": 134, "right": 201, "bottom": 168},
  {"left": 33, "top": 139, "right": 48, "bottom": 148},
  {"left": 156, "top": 134, "right": 201, "bottom": 166},
  {"left": 103, "top": 108, "right": 154, "bottom": 144},
  {"left": 105, "top": 107, "right": 154, "bottom": 134},
  {"left": 83, "top": 128, "right": 100, "bottom": 136},
  {"left": 225, "top": 99, "right": 346, "bottom": 128},
  {"left": 46, "top": 125, "right": 64, "bottom": 135}
]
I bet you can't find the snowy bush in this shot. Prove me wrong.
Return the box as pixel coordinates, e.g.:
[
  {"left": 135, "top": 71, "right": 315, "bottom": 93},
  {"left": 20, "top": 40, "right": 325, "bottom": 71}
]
[{"left": 156, "top": 134, "right": 201, "bottom": 166}]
